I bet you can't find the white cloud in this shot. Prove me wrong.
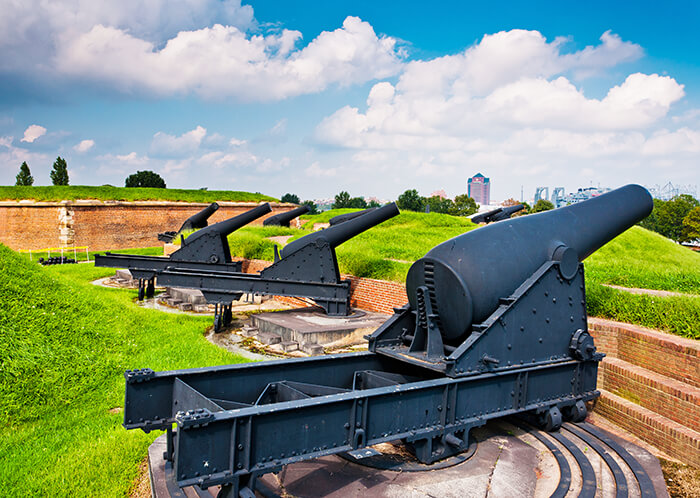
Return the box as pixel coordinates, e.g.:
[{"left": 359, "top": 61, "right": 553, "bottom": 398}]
[
  {"left": 20, "top": 125, "right": 47, "bottom": 143},
  {"left": 0, "top": 0, "right": 253, "bottom": 73},
  {"left": 54, "top": 16, "right": 403, "bottom": 100},
  {"left": 150, "top": 126, "right": 207, "bottom": 157},
  {"left": 229, "top": 137, "right": 247, "bottom": 147},
  {"left": 73, "top": 139, "right": 95, "bottom": 152},
  {"left": 310, "top": 29, "right": 694, "bottom": 199},
  {"left": 305, "top": 161, "right": 337, "bottom": 177}
]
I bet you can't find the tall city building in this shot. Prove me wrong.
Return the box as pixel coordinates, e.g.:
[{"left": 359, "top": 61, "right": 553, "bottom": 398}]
[{"left": 467, "top": 173, "right": 490, "bottom": 205}]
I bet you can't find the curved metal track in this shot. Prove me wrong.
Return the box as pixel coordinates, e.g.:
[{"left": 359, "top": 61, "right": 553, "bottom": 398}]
[{"left": 153, "top": 421, "right": 662, "bottom": 498}]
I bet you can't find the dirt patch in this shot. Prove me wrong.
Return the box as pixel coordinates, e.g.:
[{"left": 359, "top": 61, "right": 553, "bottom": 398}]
[
  {"left": 603, "top": 284, "right": 700, "bottom": 298},
  {"left": 267, "top": 235, "right": 293, "bottom": 246},
  {"left": 661, "top": 459, "right": 700, "bottom": 498},
  {"left": 129, "top": 457, "right": 151, "bottom": 498},
  {"left": 108, "top": 407, "right": 122, "bottom": 414}
]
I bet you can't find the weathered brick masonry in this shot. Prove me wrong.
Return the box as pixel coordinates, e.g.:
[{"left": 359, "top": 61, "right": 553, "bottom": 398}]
[
  {"left": 589, "top": 317, "right": 700, "bottom": 466},
  {"left": 0, "top": 201, "right": 296, "bottom": 252}
]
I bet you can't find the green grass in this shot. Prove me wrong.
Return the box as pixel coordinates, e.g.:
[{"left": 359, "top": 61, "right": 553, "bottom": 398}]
[
  {"left": 0, "top": 244, "right": 248, "bottom": 496},
  {"left": 586, "top": 282, "right": 699, "bottom": 339},
  {"left": 19, "top": 246, "right": 163, "bottom": 263},
  {"left": 0, "top": 185, "right": 276, "bottom": 203},
  {"left": 236, "top": 210, "right": 478, "bottom": 281},
  {"left": 585, "top": 226, "right": 700, "bottom": 294},
  {"left": 221, "top": 211, "right": 700, "bottom": 336}
]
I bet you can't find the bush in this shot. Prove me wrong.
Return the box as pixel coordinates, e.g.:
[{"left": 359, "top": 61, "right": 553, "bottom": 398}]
[{"left": 125, "top": 170, "right": 166, "bottom": 188}]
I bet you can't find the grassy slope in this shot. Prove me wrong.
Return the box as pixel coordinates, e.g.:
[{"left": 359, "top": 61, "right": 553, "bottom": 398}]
[
  {"left": 227, "top": 210, "right": 700, "bottom": 337},
  {"left": 0, "top": 185, "right": 276, "bottom": 202},
  {"left": 0, "top": 246, "right": 247, "bottom": 496}
]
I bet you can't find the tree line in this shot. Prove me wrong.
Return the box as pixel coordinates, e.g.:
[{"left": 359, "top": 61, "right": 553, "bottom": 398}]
[{"left": 639, "top": 195, "right": 700, "bottom": 243}]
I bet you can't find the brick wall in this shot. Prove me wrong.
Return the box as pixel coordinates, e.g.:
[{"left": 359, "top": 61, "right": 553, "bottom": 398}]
[
  {"left": 237, "top": 258, "right": 408, "bottom": 315},
  {"left": 589, "top": 318, "right": 700, "bottom": 389},
  {"left": 0, "top": 201, "right": 296, "bottom": 251}
]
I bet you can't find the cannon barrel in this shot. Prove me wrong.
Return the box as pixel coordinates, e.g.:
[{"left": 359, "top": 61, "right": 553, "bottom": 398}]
[
  {"left": 406, "top": 184, "right": 653, "bottom": 343},
  {"left": 329, "top": 208, "right": 377, "bottom": 226},
  {"left": 263, "top": 205, "right": 310, "bottom": 227},
  {"left": 181, "top": 202, "right": 220, "bottom": 231},
  {"left": 281, "top": 202, "right": 399, "bottom": 258},
  {"left": 184, "top": 203, "right": 271, "bottom": 244},
  {"left": 472, "top": 204, "right": 524, "bottom": 224}
]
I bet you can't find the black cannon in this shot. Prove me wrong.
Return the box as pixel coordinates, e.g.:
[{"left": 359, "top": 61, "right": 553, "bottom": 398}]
[
  {"left": 121, "top": 185, "right": 652, "bottom": 497},
  {"left": 158, "top": 202, "right": 220, "bottom": 243},
  {"left": 329, "top": 207, "right": 377, "bottom": 226},
  {"left": 95, "top": 203, "right": 271, "bottom": 301},
  {"left": 262, "top": 205, "right": 310, "bottom": 227},
  {"left": 153, "top": 202, "right": 400, "bottom": 325},
  {"left": 471, "top": 203, "right": 525, "bottom": 224}
]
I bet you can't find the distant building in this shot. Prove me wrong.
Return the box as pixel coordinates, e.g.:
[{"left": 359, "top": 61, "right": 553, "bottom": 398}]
[
  {"left": 467, "top": 173, "right": 490, "bottom": 205},
  {"left": 430, "top": 189, "right": 447, "bottom": 199}
]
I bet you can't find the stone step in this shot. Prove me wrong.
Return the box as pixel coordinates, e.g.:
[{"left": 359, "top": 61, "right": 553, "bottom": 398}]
[
  {"left": 301, "top": 343, "right": 324, "bottom": 355},
  {"left": 279, "top": 341, "right": 299, "bottom": 352},
  {"left": 241, "top": 326, "right": 259, "bottom": 338},
  {"left": 599, "top": 356, "right": 700, "bottom": 431},
  {"left": 257, "top": 331, "right": 281, "bottom": 345},
  {"left": 595, "top": 389, "right": 700, "bottom": 467},
  {"left": 589, "top": 317, "right": 700, "bottom": 389}
]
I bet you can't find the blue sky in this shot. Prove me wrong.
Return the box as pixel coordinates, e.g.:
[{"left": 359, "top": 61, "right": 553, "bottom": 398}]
[{"left": 1, "top": 0, "right": 698, "bottom": 202}]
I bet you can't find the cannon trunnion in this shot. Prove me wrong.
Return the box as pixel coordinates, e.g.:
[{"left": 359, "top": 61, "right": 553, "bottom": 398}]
[{"left": 121, "top": 185, "right": 653, "bottom": 497}]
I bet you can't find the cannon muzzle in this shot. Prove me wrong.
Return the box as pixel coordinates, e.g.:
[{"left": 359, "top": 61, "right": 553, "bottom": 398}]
[
  {"left": 183, "top": 203, "right": 271, "bottom": 244},
  {"left": 329, "top": 208, "right": 378, "bottom": 226},
  {"left": 263, "top": 205, "right": 310, "bottom": 227},
  {"left": 281, "top": 202, "right": 399, "bottom": 258},
  {"left": 181, "top": 202, "right": 220, "bottom": 231},
  {"left": 472, "top": 204, "right": 524, "bottom": 224},
  {"left": 158, "top": 202, "right": 220, "bottom": 242},
  {"left": 406, "top": 184, "right": 653, "bottom": 343}
]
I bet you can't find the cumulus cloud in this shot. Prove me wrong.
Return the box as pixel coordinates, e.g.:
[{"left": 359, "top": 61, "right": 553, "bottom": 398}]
[
  {"left": 74, "top": 139, "right": 95, "bottom": 152},
  {"left": 54, "top": 16, "right": 403, "bottom": 100},
  {"left": 311, "top": 29, "right": 693, "bottom": 198},
  {"left": 20, "top": 125, "right": 47, "bottom": 143},
  {"left": 0, "top": 0, "right": 253, "bottom": 73},
  {"left": 150, "top": 126, "right": 207, "bottom": 157}
]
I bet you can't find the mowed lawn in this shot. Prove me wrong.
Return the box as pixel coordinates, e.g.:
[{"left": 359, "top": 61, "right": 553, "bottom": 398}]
[
  {"left": 230, "top": 209, "right": 700, "bottom": 337},
  {"left": 0, "top": 245, "right": 248, "bottom": 496},
  {"left": 0, "top": 185, "right": 276, "bottom": 203}
]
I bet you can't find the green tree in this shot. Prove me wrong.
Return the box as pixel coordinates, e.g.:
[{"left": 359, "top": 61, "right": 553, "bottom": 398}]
[
  {"left": 333, "top": 191, "right": 352, "bottom": 208},
  {"left": 367, "top": 200, "right": 381, "bottom": 208},
  {"left": 281, "top": 193, "right": 300, "bottom": 204},
  {"left": 449, "top": 194, "right": 478, "bottom": 216},
  {"left": 50, "top": 156, "right": 69, "bottom": 185},
  {"left": 426, "top": 195, "right": 454, "bottom": 214},
  {"left": 532, "top": 199, "right": 555, "bottom": 213},
  {"left": 683, "top": 206, "right": 700, "bottom": 241},
  {"left": 302, "top": 200, "right": 319, "bottom": 214},
  {"left": 15, "top": 161, "right": 34, "bottom": 186},
  {"left": 656, "top": 194, "right": 699, "bottom": 242},
  {"left": 348, "top": 197, "right": 368, "bottom": 209},
  {"left": 397, "top": 189, "right": 426, "bottom": 212},
  {"left": 125, "top": 170, "right": 166, "bottom": 188}
]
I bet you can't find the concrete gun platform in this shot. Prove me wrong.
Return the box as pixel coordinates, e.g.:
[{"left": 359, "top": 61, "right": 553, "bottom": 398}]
[
  {"left": 147, "top": 417, "right": 668, "bottom": 498},
  {"left": 250, "top": 307, "right": 390, "bottom": 352}
]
